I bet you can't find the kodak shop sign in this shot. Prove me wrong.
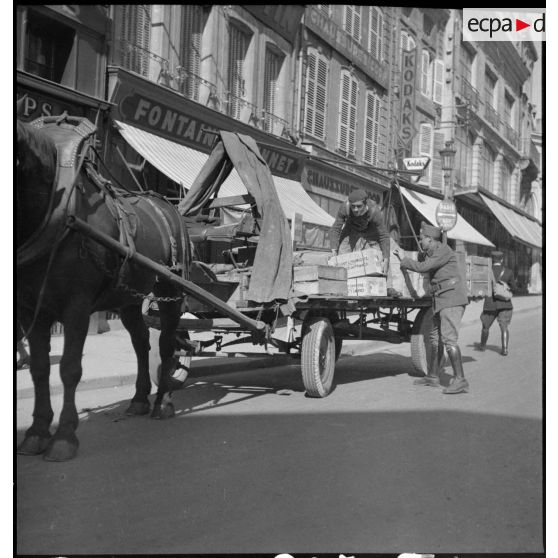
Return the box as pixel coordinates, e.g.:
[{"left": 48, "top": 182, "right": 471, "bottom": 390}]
[{"left": 463, "top": 8, "right": 545, "bottom": 41}]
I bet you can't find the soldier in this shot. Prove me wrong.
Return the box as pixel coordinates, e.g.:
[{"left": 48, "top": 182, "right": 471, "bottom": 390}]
[
  {"left": 476, "top": 250, "right": 517, "bottom": 356},
  {"left": 393, "top": 222, "right": 470, "bottom": 394},
  {"left": 330, "top": 188, "right": 390, "bottom": 275}
]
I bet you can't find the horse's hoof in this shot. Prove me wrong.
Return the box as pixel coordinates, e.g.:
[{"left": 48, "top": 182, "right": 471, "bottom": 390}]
[
  {"left": 160, "top": 401, "right": 175, "bottom": 419},
  {"left": 17, "top": 435, "right": 51, "bottom": 455},
  {"left": 125, "top": 401, "right": 150, "bottom": 416},
  {"left": 43, "top": 439, "right": 79, "bottom": 462}
]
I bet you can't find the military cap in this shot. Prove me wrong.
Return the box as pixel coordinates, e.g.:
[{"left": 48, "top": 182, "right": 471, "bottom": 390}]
[
  {"left": 348, "top": 189, "right": 368, "bottom": 203},
  {"left": 420, "top": 221, "right": 442, "bottom": 240},
  {"left": 491, "top": 250, "right": 504, "bottom": 258}
]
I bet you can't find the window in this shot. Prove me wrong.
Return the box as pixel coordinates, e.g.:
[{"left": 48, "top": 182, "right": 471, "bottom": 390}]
[
  {"left": 344, "top": 5, "right": 362, "bottom": 43},
  {"left": 368, "top": 7, "right": 383, "bottom": 61},
  {"left": 180, "top": 5, "right": 204, "bottom": 101},
  {"left": 120, "top": 5, "right": 152, "bottom": 77},
  {"left": 504, "top": 92, "right": 515, "bottom": 128},
  {"left": 484, "top": 70, "right": 496, "bottom": 109},
  {"left": 364, "top": 90, "right": 381, "bottom": 165},
  {"left": 25, "top": 11, "right": 74, "bottom": 84},
  {"left": 459, "top": 44, "right": 474, "bottom": 85},
  {"left": 400, "top": 30, "right": 416, "bottom": 53},
  {"left": 304, "top": 48, "right": 328, "bottom": 140},
  {"left": 455, "top": 128, "right": 474, "bottom": 188},
  {"left": 263, "top": 47, "right": 285, "bottom": 134},
  {"left": 338, "top": 70, "right": 358, "bottom": 155},
  {"left": 420, "top": 49, "right": 432, "bottom": 97},
  {"left": 432, "top": 59, "right": 444, "bottom": 104},
  {"left": 500, "top": 158, "right": 513, "bottom": 201},
  {"left": 480, "top": 140, "right": 496, "bottom": 190},
  {"left": 418, "top": 122, "right": 433, "bottom": 185},
  {"left": 227, "top": 22, "right": 251, "bottom": 119}
]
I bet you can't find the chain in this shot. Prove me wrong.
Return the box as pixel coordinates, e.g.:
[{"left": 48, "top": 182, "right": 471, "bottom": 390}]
[{"left": 82, "top": 237, "right": 185, "bottom": 303}]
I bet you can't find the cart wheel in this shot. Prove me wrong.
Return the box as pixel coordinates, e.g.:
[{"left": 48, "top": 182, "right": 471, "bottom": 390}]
[
  {"left": 334, "top": 337, "right": 343, "bottom": 361},
  {"left": 410, "top": 307, "right": 433, "bottom": 377},
  {"left": 301, "top": 317, "right": 336, "bottom": 398}
]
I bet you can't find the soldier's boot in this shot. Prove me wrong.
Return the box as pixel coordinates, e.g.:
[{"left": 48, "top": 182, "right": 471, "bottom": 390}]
[
  {"left": 501, "top": 328, "right": 509, "bottom": 356},
  {"left": 477, "top": 328, "right": 489, "bottom": 351},
  {"left": 443, "top": 345, "right": 469, "bottom": 394},
  {"left": 414, "top": 342, "right": 443, "bottom": 387}
]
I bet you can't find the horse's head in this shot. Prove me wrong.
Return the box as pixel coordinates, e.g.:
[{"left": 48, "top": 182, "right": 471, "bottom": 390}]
[{"left": 16, "top": 120, "right": 58, "bottom": 246}]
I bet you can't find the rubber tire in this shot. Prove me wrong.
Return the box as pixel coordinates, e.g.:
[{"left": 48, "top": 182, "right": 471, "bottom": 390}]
[
  {"left": 410, "top": 307, "right": 433, "bottom": 377},
  {"left": 301, "top": 317, "right": 336, "bottom": 398}
]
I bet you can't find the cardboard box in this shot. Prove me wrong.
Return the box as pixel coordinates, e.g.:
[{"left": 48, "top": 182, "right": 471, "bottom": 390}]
[
  {"left": 387, "top": 239, "right": 430, "bottom": 298},
  {"left": 328, "top": 247, "right": 384, "bottom": 278},
  {"left": 294, "top": 265, "right": 347, "bottom": 282},
  {"left": 294, "top": 279, "right": 348, "bottom": 296},
  {"left": 347, "top": 276, "right": 388, "bottom": 297},
  {"left": 466, "top": 255, "right": 492, "bottom": 297}
]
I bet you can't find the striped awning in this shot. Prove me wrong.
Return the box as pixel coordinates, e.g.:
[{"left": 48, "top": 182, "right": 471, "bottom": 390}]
[
  {"left": 400, "top": 187, "right": 494, "bottom": 247},
  {"left": 479, "top": 194, "right": 542, "bottom": 249},
  {"left": 115, "top": 121, "right": 333, "bottom": 228}
]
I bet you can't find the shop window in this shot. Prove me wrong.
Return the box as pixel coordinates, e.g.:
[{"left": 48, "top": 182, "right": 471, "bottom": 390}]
[
  {"left": 364, "top": 90, "right": 381, "bottom": 165},
  {"left": 227, "top": 21, "right": 252, "bottom": 120},
  {"left": 368, "top": 7, "right": 383, "bottom": 61},
  {"left": 344, "top": 5, "right": 362, "bottom": 43},
  {"left": 417, "top": 122, "right": 433, "bottom": 185},
  {"left": 180, "top": 5, "right": 204, "bottom": 101},
  {"left": 120, "top": 5, "right": 152, "bottom": 77},
  {"left": 263, "top": 47, "right": 285, "bottom": 135},
  {"left": 304, "top": 48, "right": 328, "bottom": 140},
  {"left": 25, "top": 11, "right": 75, "bottom": 84},
  {"left": 338, "top": 69, "right": 358, "bottom": 156}
]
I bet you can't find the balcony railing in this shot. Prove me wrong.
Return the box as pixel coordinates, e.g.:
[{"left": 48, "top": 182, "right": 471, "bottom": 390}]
[
  {"left": 118, "top": 39, "right": 162, "bottom": 77},
  {"left": 460, "top": 77, "right": 480, "bottom": 109},
  {"left": 262, "top": 111, "right": 289, "bottom": 136},
  {"left": 503, "top": 122, "right": 520, "bottom": 150},
  {"left": 484, "top": 103, "right": 501, "bottom": 131},
  {"left": 225, "top": 93, "right": 260, "bottom": 126},
  {"left": 175, "top": 67, "right": 218, "bottom": 107}
]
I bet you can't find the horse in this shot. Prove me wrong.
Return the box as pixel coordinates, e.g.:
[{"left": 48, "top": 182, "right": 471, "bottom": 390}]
[{"left": 16, "top": 115, "right": 191, "bottom": 461}]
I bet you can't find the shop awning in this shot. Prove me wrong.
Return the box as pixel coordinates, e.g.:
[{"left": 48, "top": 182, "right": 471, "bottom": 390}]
[
  {"left": 479, "top": 194, "right": 542, "bottom": 249},
  {"left": 400, "top": 187, "right": 494, "bottom": 247},
  {"left": 115, "top": 120, "right": 333, "bottom": 228}
]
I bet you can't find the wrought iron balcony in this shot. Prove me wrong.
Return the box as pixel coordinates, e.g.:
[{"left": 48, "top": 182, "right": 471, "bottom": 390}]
[
  {"left": 484, "top": 103, "right": 501, "bottom": 131},
  {"left": 225, "top": 93, "right": 260, "bottom": 126},
  {"left": 262, "top": 111, "right": 289, "bottom": 136},
  {"left": 459, "top": 77, "right": 480, "bottom": 109},
  {"left": 175, "top": 68, "right": 217, "bottom": 106},
  {"left": 503, "top": 123, "right": 520, "bottom": 150},
  {"left": 118, "top": 39, "right": 164, "bottom": 77}
]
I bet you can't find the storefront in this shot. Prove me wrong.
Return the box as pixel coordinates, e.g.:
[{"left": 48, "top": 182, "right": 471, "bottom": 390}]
[{"left": 456, "top": 188, "right": 542, "bottom": 294}]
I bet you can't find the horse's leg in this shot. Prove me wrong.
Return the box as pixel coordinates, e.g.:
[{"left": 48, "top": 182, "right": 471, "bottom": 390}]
[
  {"left": 17, "top": 313, "right": 54, "bottom": 455},
  {"left": 120, "top": 304, "right": 151, "bottom": 416},
  {"left": 151, "top": 295, "right": 181, "bottom": 419},
  {"left": 43, "top": 305, "right": 91, "bottom": 462}
]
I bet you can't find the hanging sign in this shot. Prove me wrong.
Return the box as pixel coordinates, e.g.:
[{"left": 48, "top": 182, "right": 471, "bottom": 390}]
[
  {"left": 435, "top": 198, "right": 458, "bottom": 231},
  {"left": 403, "top": 156, "right": 430, "bottom": 171}
]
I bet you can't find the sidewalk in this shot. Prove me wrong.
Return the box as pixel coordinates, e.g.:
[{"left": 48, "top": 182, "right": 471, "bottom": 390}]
[{"left": 16, "top": 295, "right": 542, "bottom": 398}]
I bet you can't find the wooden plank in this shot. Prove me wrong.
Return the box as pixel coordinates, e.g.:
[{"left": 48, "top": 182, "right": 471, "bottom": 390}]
[
  {"left": 294, "top": 265, "right": 347, "bottom": 282},
  {"left": 294, "top": 279, "right": 348, "bottom": 296},
  {"left": 209, "top": 194, "right": 254, "bottom": 208}
]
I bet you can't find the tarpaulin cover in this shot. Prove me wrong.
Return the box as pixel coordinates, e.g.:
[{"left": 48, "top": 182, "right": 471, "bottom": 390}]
[{"left": 178, "top": 132, "right": 293, "bottom": 304}]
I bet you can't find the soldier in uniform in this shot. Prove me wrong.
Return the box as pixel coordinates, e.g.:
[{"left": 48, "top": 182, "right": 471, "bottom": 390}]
[
  {"left": 393, "top": 222, "right": 470, "bottom": 394},
  {"left": 330, "top": 188, "right": 390, "bottom": 275},
  {"left": 476, "top": 250, "right": 517, "bottom": 356}
]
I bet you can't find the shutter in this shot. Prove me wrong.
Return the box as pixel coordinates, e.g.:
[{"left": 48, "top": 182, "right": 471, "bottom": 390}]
[
  {"left": 228, "top": 25, "right": 248, "bottom": 119},
  {"left": 304, "top": 51, "right": 317, "bottom": 134},
  {"left": 431, "top": 131, "right": 445, "bottom": 190},
  {"left": 264, "top": 49, "right": 281, "bottom": 133},
  {"left": 344, "top": 6, "right": 353, "bottom": 37},
  {"left": 338, "top": 72, "right": 350, "bottom": 152},
  {"left": 181, "top": 5, "right": 202, "bottom": 100},
  {"left": 421, "top": 50, "right": 429, "bottom": 95},
  {"left": 315, "top": 54, "right": 328, "bottom": 139},
  {"left": 433, "top": 59, "right": 444, "bottom": 104},
  {"left": 137, "top": 5, "right": 151, "bottom": 77},
  {"left": 121, "top": 5, "right": 151, "bottom": 77},
  {"left": 353, "top": 6, "right": 362, "bottom": 43},
  {"left": 344, "top": 6, "right": 361, "bottom": 42},
  {"left": 369, "top": 7, "right": 382, "bottom": 61},
  {"left": 364, "top": 91, "right": 380, "bottom": 165},
  {"left": 319, "top": 5, "right": 331, "bottom": 17},
  {"left": 349, "top": 76, "right": 357, "bottom": 154},
  {"left": 418, "top": 123, "right": 433, "bottom": 184}
]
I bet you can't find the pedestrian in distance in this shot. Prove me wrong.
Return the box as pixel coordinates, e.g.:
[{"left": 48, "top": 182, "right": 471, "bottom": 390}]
[
  {"left": 476, "top": 250, "right": 517, "bottom": 356},
  {"left": 330, "top": 188, "right": 390, "bottom": 276},
  {"left": 393, "top": 222, "right": 470, "bottom": 394}
]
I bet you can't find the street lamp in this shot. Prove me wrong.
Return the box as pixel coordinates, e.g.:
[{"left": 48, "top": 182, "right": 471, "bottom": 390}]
[
  {"left": 436, "top": 140, "right": 458, "bottom": 241},
  {"left": 439, "top": 139, "right": 456, "bottom": 199}
]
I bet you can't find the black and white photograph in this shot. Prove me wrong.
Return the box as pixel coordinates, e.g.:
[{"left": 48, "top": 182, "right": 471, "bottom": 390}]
[{"left": 15, "top": 4, "right": 545, "bottom": 556}]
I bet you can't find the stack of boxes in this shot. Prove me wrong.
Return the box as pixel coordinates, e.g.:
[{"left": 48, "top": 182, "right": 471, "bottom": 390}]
[
  {"left": 292, "top": 264, "right": 348, "bottom": 295},
  {"left": 387, "top": 238, "right": 430, "bottom": 298}
]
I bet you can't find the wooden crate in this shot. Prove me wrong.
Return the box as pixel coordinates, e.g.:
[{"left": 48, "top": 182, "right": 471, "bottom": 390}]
[
  {"left": 347, "top": 276, "right": 387, "bottom": 297},
  {"left": 294, "top": 279, "right": 348, "bottom": 296},
  {"left": 328, "top": 247, "right": 384, "bottom": 278},
  {"left": 466, "top": 255, "right": 492, "bottom": 297},
  {"left": 294, "top": 265, "right": 347, "bottom": 282}
]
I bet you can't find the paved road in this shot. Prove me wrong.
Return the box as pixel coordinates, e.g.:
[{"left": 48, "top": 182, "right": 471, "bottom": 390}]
[{"left": 16, "top": 304, "right": 543, "bottom": 555}]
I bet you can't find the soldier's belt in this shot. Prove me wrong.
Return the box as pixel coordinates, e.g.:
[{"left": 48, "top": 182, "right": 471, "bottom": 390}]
[{"left": 430, "top": 276, "right": 460, "bottom": 295}]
